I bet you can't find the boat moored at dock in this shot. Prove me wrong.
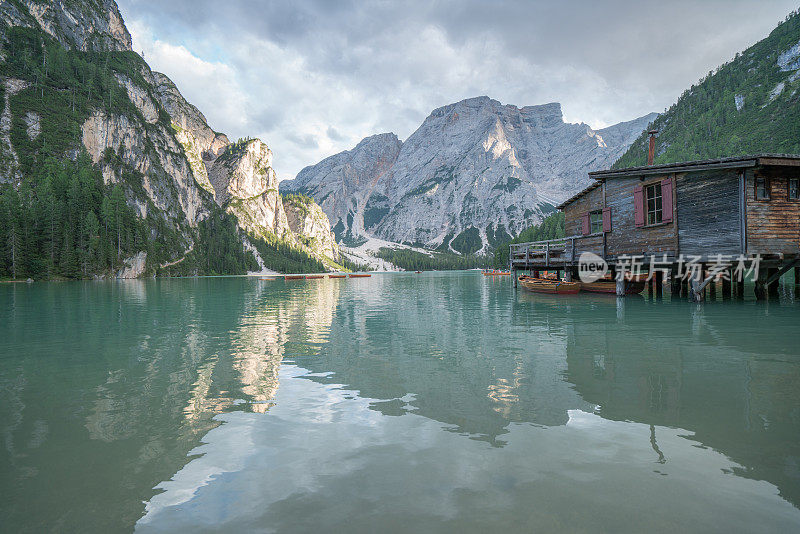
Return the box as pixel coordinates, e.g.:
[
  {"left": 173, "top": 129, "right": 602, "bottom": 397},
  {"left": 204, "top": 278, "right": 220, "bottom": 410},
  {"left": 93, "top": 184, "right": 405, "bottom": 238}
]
[{"left": 518, "top": 275, "right": 581, "bottom": 295}]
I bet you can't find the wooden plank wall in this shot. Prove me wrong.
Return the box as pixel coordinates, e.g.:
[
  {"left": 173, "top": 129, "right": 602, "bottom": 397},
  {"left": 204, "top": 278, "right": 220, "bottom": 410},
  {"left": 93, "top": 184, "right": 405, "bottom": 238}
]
[
  {"left": 563, "top": 186, "right": 604, "bottom": 258},
  {"left": 564, "top": 186, "right": 603, "bottom": 235},
  {"left": 605, "top": 176, "right": 677, "bottom": 257},
  {"left": 677, "top": 170, "right": 741, "bottom": 257},
  {"left": 745, "top": 167, "right": 800, "bottom": 255}
]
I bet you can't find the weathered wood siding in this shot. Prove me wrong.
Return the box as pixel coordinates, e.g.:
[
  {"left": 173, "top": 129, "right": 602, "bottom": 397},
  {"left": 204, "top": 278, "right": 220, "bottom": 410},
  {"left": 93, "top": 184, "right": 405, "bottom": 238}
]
[
  {"left": 605, "top": 175, "right": 677, "bottom": 258},
  {"left": 563, "top": 186, "right": 604, "bottom": 257},
  {"left": 745, "top": 167, "right": 800, "bottom": 255},
  {"left": 564, "top": 186, "right": 603, "bottom": 235},
  {"left": 677, "top": 170, "right": 741, "bottom": 257},
  {"left": 572, "top": 235, "right": 604, "bottom": 258}
]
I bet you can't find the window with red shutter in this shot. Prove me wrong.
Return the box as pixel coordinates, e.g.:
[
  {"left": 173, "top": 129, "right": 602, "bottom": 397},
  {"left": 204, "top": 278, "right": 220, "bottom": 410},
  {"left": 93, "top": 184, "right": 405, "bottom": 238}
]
[
  {"left": 661, "top": 177, "right": 673, "bottom": 223},
  {"left": 634, "top": 185, "right": 644, "bottom": 227},
  {"left": 582, "top": 212, "right": 590, "bottom": 235},
  {"left": 602, "top": 207, "right": 612, "bottom": 232}
]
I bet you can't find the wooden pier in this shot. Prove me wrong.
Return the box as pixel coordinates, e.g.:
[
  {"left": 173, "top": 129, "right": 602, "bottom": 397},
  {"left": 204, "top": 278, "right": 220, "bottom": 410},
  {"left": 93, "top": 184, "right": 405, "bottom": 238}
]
[{"left": 511, "top": 154, "right": 800, "bottom": 301}]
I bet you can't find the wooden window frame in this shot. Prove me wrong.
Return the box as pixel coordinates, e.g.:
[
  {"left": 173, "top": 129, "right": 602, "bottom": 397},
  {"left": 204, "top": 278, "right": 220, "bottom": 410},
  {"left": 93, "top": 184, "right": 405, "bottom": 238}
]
[
  {"left": 645, "top": 181, "right": 663, "bottom": 226},
  {"left": 788, "top": 177, "right": 800, "bottom": 201},
  {"left": 589, "top": 210, "right": 603, "bottom": 234},
  {"left": 755, "top": 175, "right": 770, "bottom": 201}
]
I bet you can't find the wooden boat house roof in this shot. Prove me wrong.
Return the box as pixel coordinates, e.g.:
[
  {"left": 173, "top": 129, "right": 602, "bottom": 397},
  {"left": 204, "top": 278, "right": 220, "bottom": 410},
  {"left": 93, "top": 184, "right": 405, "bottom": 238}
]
[
  {"left": 555, "top": 181, "right": 602, "bottom": 210},
  {"left": 557, "top": 154, "right": 800, "bottom": 210},
  {"left": 587, "top": 153, "right": 800, "bottom": 179}
]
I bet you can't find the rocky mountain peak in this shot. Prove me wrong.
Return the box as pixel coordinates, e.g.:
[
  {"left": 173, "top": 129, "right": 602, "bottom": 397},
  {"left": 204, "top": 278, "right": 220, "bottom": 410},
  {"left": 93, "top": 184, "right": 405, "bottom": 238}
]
[
  {"left": 3, "top": 0, "right": 132, "bottom": 52},
  {"left": 210, "top": 139, "right": 276, "bottom": 206},
  {"left": 286, "top": 97, "right": 657, "bottom": 252}
]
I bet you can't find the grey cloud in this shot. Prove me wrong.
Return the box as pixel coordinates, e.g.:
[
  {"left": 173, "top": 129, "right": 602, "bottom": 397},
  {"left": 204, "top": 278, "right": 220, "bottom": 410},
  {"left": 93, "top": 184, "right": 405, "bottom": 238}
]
[
  {"left": 117, "top": 0, "right": 799, "bottom": 179},
  {"left": 326, "top": 126, "right": 346, "bottom": 142},
  {"left": 286, "top": 132, "right": 319, "bottom": 149}
]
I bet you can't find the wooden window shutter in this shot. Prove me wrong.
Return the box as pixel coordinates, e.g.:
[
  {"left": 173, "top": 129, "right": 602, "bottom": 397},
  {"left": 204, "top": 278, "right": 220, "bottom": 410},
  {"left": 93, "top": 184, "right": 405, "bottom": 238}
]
[
  {"left": 602, "top": 207, "right": 612, "bottom": 232},
  {"left": 661, "top": 176, "right": 673, "bottom": 223},
  {"left": 582, "top": 212, "right": 590, "bottom": 235},
  {"left": 634, "top": 185, "right": 645, "bottom": 227}
]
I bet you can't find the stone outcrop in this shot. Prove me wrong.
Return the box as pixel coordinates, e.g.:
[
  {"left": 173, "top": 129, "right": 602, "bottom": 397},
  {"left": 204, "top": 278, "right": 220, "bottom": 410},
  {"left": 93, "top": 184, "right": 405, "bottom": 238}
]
[
  {"left": 210, "top": 139, "right": 339, "bottom": 262},
  {"left": 283, "top": 197, "right": 338, "bottom": 261},
  {"left": 0, "top": 78, "right": 29, "bottom": 184},
  {"left": 284, "top": 97, "right": 656, "bottom": 252}
]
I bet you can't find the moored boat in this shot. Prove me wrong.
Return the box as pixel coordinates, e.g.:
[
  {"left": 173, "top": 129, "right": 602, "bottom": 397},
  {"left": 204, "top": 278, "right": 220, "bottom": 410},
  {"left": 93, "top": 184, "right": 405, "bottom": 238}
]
[
  {"left": 349, "top": 273, "right": 372, "bottom": 278},
  {"left": 482, "top": 270, "right": 511, "bottom": 276},
  {"left": 305, "top": 275, "right": 325, "bottom": 280},
  {"left": 518, "top": 275, "right": 580, "bottom": 295},
  {"left": 579, "top": 278, "right": 645, "bottom": 295},
  {"left": 329, "top": 274, "right": 347, "bottom": 279},
  {"left": 285, "top": 275, "right": 304, "bottom": 280}
]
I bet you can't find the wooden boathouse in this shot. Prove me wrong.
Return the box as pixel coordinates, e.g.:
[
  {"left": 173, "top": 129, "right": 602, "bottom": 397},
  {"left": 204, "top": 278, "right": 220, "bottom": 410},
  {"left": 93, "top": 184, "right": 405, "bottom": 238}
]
[{"left": 510, "top": 152, "right": 800, "bottom": 300}]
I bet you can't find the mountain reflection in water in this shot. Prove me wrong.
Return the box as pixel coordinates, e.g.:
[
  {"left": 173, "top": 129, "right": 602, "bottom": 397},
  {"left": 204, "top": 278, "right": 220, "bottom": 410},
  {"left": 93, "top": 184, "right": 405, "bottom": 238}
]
[{"left": 1, "top": 273, "right": 799, "bottom": 533}]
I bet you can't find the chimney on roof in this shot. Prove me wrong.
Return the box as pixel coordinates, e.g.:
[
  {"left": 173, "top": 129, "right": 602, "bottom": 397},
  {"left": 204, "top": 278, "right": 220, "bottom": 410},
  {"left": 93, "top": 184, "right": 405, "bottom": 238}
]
[{"left": 647, "top": 130, "right": 658, "bottom": 165}]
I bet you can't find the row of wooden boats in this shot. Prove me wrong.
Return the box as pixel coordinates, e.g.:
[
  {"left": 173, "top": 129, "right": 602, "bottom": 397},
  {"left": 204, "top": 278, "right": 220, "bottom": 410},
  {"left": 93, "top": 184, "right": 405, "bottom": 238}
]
[
  {"left": 260, "top": 273, "right": 372, "bottom": 281},
  {"left": 482, "top": 270, "right": 511, "bottom": 276},
  {"left": 518, "top": 275, "right": 646, "bottom": 295}
]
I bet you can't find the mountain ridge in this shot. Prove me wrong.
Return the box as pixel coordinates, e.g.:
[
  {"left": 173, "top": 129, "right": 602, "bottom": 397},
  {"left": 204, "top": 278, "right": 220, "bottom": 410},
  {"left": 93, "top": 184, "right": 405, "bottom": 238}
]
[{"left": 283, "top": 95, "right": 656, "bottom": 253}]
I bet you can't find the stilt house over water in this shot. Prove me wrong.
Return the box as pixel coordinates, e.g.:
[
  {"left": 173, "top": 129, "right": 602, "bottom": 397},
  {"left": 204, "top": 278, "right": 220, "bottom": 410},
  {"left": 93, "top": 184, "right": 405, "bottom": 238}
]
[{"left": 510, "top": 142, "right": 800, "bottom": 299}]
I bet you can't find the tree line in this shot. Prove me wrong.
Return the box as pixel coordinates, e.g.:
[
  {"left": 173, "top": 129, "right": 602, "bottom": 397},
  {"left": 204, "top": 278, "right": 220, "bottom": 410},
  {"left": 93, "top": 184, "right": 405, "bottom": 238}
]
[
  {"left": 492, "top": 212, "right": 565, "bottom": 267},
  {"left": 0, "top": 154, "right": 146, "bottom": 279},
  {"left": 376, "top": 247, "right": 489, "bottom": 271}
]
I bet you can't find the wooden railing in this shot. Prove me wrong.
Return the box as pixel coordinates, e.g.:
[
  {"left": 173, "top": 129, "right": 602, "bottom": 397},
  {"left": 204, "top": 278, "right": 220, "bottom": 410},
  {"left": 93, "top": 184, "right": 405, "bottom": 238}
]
[{"left": 509, "top": 235, "right": 585, "bottom": 267}]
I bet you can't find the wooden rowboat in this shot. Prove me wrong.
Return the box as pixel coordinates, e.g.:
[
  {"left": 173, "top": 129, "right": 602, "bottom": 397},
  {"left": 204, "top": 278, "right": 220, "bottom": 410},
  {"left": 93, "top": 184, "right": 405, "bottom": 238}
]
[
  {"left": 305, "top": 275, "right": 325, "bottom": 279},
  {"left": 519, "top": 275, "right": 580, "bottom": 295},
  {"left": 329, "top": 274, "right": 347, "bottom": 279},
  {"left": 349, "top": 273, "right": 372, "bottom": 278},
  {"left": 579, "top": 279, "right": 645, "bottom": 295},
  {"left": 259, "top": 277, "right": 276, "bottom": 281},
  {"left": 482, "top": 270, "right": 511, "bottom": 276},
  {"left": 285, "top": 275, "right": 304, "bottom": 280}
]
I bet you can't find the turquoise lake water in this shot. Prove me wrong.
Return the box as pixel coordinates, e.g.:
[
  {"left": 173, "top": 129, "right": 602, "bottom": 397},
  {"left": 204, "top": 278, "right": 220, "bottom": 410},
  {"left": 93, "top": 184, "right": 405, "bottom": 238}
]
[{"left": 1, "top": 271, "right": 799, "bottom": 532}]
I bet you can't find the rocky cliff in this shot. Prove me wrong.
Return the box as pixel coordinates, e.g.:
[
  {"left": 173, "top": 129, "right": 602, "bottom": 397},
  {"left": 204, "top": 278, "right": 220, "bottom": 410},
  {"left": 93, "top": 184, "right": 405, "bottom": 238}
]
[
  {"left": 283, "top": 97, "right": 656, "bottom": 253},
  {"left": 0, "top": 0, "right": 338, "bottom": 275}
]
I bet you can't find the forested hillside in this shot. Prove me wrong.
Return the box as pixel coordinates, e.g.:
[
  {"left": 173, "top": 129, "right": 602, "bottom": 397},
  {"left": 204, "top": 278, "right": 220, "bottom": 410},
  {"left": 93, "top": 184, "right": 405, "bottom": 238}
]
[
  {"left": 492, "top": 212, "right": 565, "bottom": 267},
  {"left": 0, "top": 2, "right": 334, "bottom": 279},
  {"left": 615, "top": 9, "right": 800, "bottom": 168}
]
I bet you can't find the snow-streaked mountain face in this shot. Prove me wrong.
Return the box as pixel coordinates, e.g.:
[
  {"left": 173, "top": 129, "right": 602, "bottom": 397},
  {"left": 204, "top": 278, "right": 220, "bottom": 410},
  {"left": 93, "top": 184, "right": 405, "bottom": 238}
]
[{"left": 283, "top": 97, "right": 656, "bottom": 253}]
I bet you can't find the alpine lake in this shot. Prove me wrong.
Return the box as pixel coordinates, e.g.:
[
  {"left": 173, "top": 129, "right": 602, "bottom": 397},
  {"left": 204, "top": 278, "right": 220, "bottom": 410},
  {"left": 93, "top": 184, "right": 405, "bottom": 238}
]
[{"left": 2, "top": 271, "right": 799, "bottom": 533}]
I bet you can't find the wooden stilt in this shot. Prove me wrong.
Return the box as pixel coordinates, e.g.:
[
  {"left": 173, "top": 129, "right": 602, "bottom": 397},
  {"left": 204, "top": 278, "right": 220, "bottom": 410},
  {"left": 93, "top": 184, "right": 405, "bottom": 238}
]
[
  {"left": 670, "top": 272, "right": 682, "bottom": 297},
  {"left": 795, "top": 265, "right": 800, "bottom": 298},
  {"left": 736, "top": 279, "right": 744, "bottom": 300},
  {"left": 616, "top": 277, "right": 625, "bottom": 296},
  {"left": 701, "top": 265, "right": 708, "bottom": 300},
  {"left": 768, "top": 267, "right": 780, "bottom": 298},
  {"left": 680, "top": 278, "right": 688, "bottom": 299},
  {"left": 709, "top": 276, "right": 717, "bottom": 300},
  {"left": 655, "top": 271, "right": 663, "bottom": 298},
  {"left": 722, "top": 271, "right": 731, "bottom": 300},
  {"left": 754, "top": 269, "right": 767, "bottom": 301},
  {"left": 690, "top": 277, "right": 704, "bottom": 302}
]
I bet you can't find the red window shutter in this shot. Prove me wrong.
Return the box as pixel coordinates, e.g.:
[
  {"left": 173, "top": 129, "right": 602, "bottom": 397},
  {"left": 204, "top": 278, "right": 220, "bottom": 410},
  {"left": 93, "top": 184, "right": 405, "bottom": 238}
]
[
  {"left": 633, "top": 185, "right": 645, "bottom": 227},
  {"left": 661, "top": 176, "right": 673, "bottom": 223},
  {"left": 582, "top": 212, "right": 590, "bottom": 235},
  {"left": 602, "top": 207, "right": 612, "bottom": 232}
]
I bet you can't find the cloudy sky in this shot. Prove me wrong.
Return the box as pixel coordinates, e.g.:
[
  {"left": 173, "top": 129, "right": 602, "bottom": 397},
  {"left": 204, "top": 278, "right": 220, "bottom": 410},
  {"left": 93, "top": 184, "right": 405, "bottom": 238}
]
[{"left": 117, "top": 0, "right": 798, "bottom": 180}]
